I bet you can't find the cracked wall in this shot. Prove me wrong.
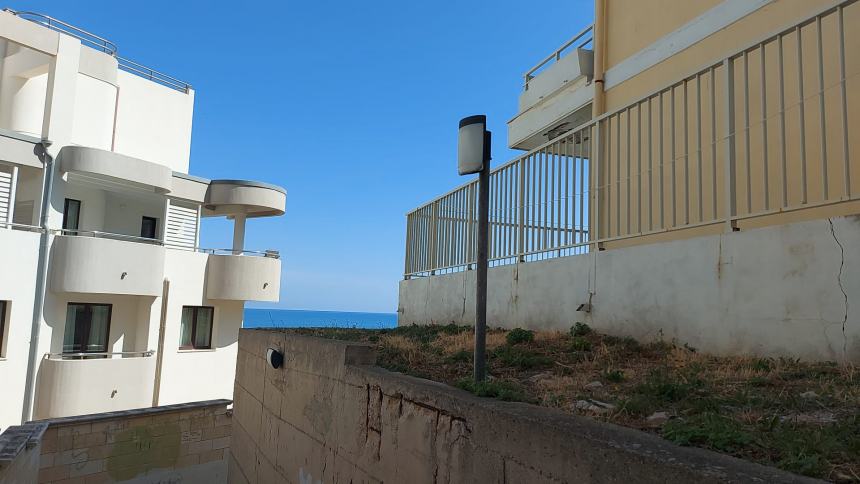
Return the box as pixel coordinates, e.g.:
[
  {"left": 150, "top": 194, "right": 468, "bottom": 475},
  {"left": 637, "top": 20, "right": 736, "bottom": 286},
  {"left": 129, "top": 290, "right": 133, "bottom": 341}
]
[
  {"left": 400, "top": 215, "right": 860, "bottom": 363},
  {"left": 228, "top": 330, "right": 818, "bottom": 484}
]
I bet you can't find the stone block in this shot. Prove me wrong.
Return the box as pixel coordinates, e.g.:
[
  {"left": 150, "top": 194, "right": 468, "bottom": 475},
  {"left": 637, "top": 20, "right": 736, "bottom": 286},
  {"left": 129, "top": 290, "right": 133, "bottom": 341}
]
[
  {"left": 200, "top": 448, "right": 225, "bottom": 464},
  {"left": 38, "top": 464, "right": 70, "bottom": 483},
  {"left": 68, "top": 458, "right": 104, "bottom": 478}
]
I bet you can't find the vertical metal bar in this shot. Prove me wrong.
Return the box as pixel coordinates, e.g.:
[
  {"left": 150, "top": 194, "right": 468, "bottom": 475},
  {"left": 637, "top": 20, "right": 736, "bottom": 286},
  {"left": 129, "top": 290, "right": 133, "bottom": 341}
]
[
  {"left": 593, "top": 121, "right": 602, "bottom": 248},
  {"left": 606, "top": 117, "right": 613, "bottom": 236},
  {"left": 518, "top": 158, "right": 526, "bottom": 261},
  {"left": 626, "top": 108, "right": 632, "bottom": 235},
  {"left": 796, "top": 25, "right": 808, "bottom": 204},
  {"left": 816, "top": 15, "right": 828, "bottom": 201},
  {"left": 637, "top": 103, "right": 643, "bottom": 232},
  {"left": 550, "top": 143, "right": 556, "bottom": 251},
  {"left": 711, "top": 66, "right": 718, "bottom": 220},
  {"left": 569, "top": 136, "right": 575, "bottom": 246},
  {"left": 659, "top": 91, "right": 665, "bottom": 228},
  {"left": 543, "top": 148, "right": 549, "bottom": 251},
  {"left": 760, "top": 43, "right": 770, "bottom": 211},
  {"left": 648, "top": 97, "right": 654, "bottom": 230},
  {"left": 531, "top": 152, "right": 536, "bottom": 255},
  {"left": 616, "top": 112, "right": 621, "bottom": 235},
  {"left": 743, "top": 50, "right": 752, "bottom": 212},
  {"left": 683, "top": 79, "right": 690, "bottom": 224},
  {"left": 724, "top": 57, "right": 738, "bottom": 232},
  {"left": 579, "top": 128, "right": 586, "bottom": 247},
  {"left": 670, "top": 86, "right": 677, "bottom": 227},
  {"left": 558, "top": 140, "right": 564, "bottom": 250},
  {"left": 778, "top": 35, "right": 788, "bottom": 208},
  {"left": 429, "top": 201, "right": 438, "bottom": 273},
  {"left": 696, "top": 74, "right": 704, "bottom": 221},
  {"left": 838, "top": 6, "right": 850, "bottom": 198},
  {"left": 404, "top": 213, "right": 411, "bottom": 276}
]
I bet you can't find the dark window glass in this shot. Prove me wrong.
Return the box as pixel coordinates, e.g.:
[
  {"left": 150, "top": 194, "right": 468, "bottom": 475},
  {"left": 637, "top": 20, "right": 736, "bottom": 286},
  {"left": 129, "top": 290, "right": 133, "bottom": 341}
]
[
  {"left": 0, "top": 300, "right": 6, "bottom": 357},
  {"left": 180, "top": 306, "right": 214, "bottom": 350},
  {"left": 62, "top": 199, "right": 81, "bottom": 231},
  {"left": 141, "top": 216, "right": 158, "bottom": 239},
  {"left": 63, "top": 303, "right": 111, "bottom": 355}
]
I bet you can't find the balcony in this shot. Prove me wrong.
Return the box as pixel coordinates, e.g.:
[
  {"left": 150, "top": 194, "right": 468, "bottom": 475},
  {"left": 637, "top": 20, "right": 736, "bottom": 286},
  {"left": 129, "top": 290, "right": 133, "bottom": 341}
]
[
  {"left": 49, "top": 231, "right": 165, "bottom": 296},
  {"left": 33, "top": 351, "right": 155, "bottom": 420},
  {"left": 206, "top": 250, "right": 281, "bottom": 302},
  {"left": 507, "top": 25, "right": 594, "bottom": 151}
]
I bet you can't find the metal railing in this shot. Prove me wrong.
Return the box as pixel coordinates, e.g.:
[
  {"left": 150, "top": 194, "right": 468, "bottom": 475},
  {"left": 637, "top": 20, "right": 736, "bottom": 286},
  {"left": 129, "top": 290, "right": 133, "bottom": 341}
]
[
  {"left": 524, "top": 24, "right": 593, "bottom": 89},
  {"left": 4, "top": 9, "right": 192, "bottom": 93},
  {"left": 406, "top": 1, "right": 858, "bottom": 278},
  {"left": 59, "top": 228, "right": 163, "bottom": 245},
  {"left": 45, "top": 350, "right": 154, "bottom": 360}
]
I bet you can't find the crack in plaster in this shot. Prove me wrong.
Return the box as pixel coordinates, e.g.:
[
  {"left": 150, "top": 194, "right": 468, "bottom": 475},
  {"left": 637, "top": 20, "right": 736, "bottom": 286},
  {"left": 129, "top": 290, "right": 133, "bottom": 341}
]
[{"left": 828, "top": 218, "right": 849, "bottom": 359}]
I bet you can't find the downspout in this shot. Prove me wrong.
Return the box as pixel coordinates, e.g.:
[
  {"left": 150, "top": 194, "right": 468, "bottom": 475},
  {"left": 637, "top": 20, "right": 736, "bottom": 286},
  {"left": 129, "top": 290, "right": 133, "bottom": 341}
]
[
  {"left": 152, "top": 278, "right": 170, "bottom": 406},
  {"left": 21, "top": 140, "right": 54, "bottom": 422},
  {"left": 593, "top": 0, "right": 608, "bottom": 116}
]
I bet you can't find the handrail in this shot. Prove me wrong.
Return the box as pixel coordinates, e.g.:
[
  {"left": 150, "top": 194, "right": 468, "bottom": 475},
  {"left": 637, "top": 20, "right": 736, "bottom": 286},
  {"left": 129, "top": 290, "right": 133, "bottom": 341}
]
[
  {"left": 118, "top": 57, "right": 192, "bottom": 93},
  {"left": 58, "top": 228, "right": 163, "bottom": 245},
  {"left": 4, "top": 9, "right": 192, "bottom": 93},
  {"left": 45, "top": 350, "right": 155, "bottom": 360},
  {"left": 524, "top": 24, "right": 594, "bottom": 88},
  {"left": 3, "top": 9, "right": 117, "bottom": 55},
  {"left": 163, "top": 243, "right": 281, "bottom": 259}
]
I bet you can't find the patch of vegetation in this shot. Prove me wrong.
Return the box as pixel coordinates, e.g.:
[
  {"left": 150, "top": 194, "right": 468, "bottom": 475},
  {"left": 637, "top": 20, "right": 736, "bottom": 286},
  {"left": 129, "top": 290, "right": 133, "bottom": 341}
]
[
  {"left": 604, "top": 369, "right": 625, "bottom": 383},
  {"left": 663, "top": 413, "right": 756, "bottom": 453},
  {"left": 570, "top": 337, "right": 592, "bottom": 352},
  {"left": 634, "top": 366, "right": 705, "bottom": 403},
  {"left": 447, "top": 349, "right": 472, "bottom": 363},
  {"left": 570, "top": 322, "right": 592, "bottom": 337},
  {"left": 506, "top": 328, "right": 535, "bottom": 345},
  {"left": 456, "top": 378, "right": 530, "bottom": 402},
  {"left": 492, "top": 345, "right": 553, "bottom": 370},
  {"left": 603, "top": 335, "right": 642, "bottom": 352}
]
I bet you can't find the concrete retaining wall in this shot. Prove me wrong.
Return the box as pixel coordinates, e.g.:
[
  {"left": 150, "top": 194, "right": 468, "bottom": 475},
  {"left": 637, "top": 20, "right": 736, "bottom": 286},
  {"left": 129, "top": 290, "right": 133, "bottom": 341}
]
[
  {"left": 0, "top": 399, "right": 232, "bottom": 483},
  {"left": 229, "top": 330, "right": 818, "bottom": 483},
  {"left": 399, "top": 215, "right": 860, "bottom": 363}
]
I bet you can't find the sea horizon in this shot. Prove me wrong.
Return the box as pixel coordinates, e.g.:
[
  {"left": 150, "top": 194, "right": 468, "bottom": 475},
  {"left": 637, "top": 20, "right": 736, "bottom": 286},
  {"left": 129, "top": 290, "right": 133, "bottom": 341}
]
[{"left": 244, "top": 308, "right": 397, "bottom": 329}]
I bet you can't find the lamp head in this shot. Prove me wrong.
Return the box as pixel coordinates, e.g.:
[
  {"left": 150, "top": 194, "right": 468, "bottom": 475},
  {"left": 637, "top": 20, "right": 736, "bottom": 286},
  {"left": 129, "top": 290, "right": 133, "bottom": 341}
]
[{"left": 458, "top": 115, "right": 490, "bottom": 175}]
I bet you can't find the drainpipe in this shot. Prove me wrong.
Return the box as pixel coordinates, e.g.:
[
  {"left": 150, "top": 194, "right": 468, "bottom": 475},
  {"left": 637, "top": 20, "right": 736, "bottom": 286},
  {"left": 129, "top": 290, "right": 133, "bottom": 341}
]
[
  {"left": 21, "top": 140, "right": 55, "bottom": 422},
  {"left": 152, "top": 278, "right": 170, "bottom": 406},
  {"left": 593, "top": 0, "right": 608, "bottom": 116}
]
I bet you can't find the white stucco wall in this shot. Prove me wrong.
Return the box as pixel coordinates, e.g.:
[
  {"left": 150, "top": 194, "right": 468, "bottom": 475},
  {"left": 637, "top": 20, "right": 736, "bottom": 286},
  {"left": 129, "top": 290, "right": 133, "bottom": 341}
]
[
  {"left": 70, "top": 73, "right": 116, "bottom": 151},
  {"left": 0, "top": 230, "right": 40, "bottom": 431},
  {"left": 399, "top": 215, "right": 860, "bottom": 363},
  {"left": 112, "top": 71, "right": 194, "bottom": 173}
]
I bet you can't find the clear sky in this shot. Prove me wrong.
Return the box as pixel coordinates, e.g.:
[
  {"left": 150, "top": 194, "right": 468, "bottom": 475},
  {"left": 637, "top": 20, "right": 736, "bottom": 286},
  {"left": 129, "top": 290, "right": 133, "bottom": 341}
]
[{"left": 17, "top": 0, "right": 594, "bottom": 313}]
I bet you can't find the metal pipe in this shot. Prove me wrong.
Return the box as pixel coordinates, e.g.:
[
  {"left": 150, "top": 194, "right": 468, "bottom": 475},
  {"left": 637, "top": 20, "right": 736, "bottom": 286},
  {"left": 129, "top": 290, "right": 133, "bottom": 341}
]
[
  {"left": 22, "top": 140, "right": 54, "bottom": 422},
  {"left": 152, "top": 279, "right": 169, "bottom": 406},
  {"left": 474, "top": 134, "right": 491, "bottom": 383}
]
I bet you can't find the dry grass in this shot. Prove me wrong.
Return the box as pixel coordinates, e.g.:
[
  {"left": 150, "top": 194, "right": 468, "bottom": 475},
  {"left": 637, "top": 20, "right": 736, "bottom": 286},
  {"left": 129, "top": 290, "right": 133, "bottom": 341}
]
[{"left": 291, "top": 324, "right": 859, "bottom": 483}]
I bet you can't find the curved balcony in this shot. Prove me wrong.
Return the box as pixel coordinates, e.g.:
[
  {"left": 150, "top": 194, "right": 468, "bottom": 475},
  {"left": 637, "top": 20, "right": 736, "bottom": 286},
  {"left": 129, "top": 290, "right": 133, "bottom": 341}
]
[
  {"left": 206, "top": 250, "right": 281, "bottom": 302},
  {"left": 33, "top": 351, "right": 155, "bottom": 420},
  {"left": 50, "top": 232, "right": 165, "bottom": 296}
]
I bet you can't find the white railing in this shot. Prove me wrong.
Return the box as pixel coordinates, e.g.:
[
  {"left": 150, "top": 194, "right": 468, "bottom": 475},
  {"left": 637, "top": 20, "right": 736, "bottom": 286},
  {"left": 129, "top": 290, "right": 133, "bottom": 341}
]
[
  {"left": 524, "top": 24, "right": 593, "bottom": 89},
  {"left": 406, "top": 1, "right": 858, "bottom": 278},
  {"left": 4, "top": 9, "right": 192, "bottom": 93},
  {"left": 59, "top": 228, "right": 163, "bottom": 245},
  {"left": 45, "top": 350, "right": 154, "bottom": 360}
]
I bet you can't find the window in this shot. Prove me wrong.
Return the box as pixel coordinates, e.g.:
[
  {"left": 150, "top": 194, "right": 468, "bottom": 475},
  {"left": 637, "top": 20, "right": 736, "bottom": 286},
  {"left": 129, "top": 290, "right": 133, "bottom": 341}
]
[
  {"left": 62, "top": 198, "right": 81, "bottom": 231},
  {"left": 180, "top": 306, "right": 213, "bottom": 350},
  {"left": 0, "top": 300, "right": 7, "bottom": 357},
  {"left": 63, "top": 303, "right": 111, "bottom": 355},
  {"left": 141, "top": 216, "right": 158, "bottom": 239}
]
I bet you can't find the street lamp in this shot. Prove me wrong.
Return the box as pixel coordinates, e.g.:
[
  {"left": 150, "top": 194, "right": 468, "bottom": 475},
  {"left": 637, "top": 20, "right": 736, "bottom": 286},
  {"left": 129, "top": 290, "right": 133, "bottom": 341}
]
[{"left": 458, "top": 115, "right": 491, "bottom": 383}]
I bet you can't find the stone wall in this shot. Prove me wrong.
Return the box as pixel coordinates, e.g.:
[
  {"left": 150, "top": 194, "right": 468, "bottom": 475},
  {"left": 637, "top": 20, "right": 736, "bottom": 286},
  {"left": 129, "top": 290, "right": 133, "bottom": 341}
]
[
  {"left": 0, "top": 399, "right": 232, "bottom": 483},
  {"left": 229, "top": 330, "right": 818, "bottom": 484}
]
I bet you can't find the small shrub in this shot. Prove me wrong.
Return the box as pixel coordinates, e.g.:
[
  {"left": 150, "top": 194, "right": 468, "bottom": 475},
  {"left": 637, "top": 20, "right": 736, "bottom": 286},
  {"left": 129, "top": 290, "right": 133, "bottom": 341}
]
[
  {"left": 603, "top": 335, "right": 642, "bottom": 352},
  {"left": 634, "top": 367, "right": 705, "bottom": 402},
  {"left": 604, "top": 369, "right": 625, "bottom": 383},
  {"left": 570, "top": 337, "right": 592, "bottom": 352},
  {"left": 447, "top": 349, "right": 472, "bottom": 363},
  {"left": 570, "top": 322, "right": 592, "bottom": 337},
  {"left": 492, "top": 345, "right": 552, "bottom": 370},
  {"left": 456, "top": 378, "right": 529, "bottom": 402},
  {"left": 506, "top": 328, "right": 535, "bottom": 345},
  {"left": 751, "top": 358, "right": 773, "bottom": 372}
]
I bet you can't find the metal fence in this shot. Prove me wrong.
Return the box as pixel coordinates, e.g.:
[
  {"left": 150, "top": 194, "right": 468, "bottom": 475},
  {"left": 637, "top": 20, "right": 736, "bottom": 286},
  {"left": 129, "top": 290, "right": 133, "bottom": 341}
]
[{"left": 405, "top": 1, "right": 858, "bottom": 279}]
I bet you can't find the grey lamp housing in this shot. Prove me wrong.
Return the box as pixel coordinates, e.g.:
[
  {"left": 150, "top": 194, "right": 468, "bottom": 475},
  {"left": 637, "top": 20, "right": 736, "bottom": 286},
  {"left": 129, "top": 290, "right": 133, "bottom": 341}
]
[{"left": 458, "top": 115, "right": 491, "bottom": 175}]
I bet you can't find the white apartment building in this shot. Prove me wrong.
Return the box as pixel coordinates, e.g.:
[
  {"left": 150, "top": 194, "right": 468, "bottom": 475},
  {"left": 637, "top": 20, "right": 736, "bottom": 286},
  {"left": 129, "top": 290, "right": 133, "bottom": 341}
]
[{"left": 0, "top": 9, "right": 285, "bottom": 430}]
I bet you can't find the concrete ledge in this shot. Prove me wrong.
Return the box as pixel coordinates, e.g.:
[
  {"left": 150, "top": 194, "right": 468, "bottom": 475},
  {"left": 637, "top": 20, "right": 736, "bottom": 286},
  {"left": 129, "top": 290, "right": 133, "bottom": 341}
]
[
  {"left": 30, "top": 399, "right": 231, "bottom": 427},
  {"left": 232, "top": 331, "right": 821, "bottom": 483}
]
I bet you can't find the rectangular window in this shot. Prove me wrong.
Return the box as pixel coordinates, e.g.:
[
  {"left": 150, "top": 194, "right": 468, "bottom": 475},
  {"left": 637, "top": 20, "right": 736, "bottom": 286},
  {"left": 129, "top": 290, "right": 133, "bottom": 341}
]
[
  {"left": 0, "top": 300, "right": 6, "bottom": 357},
  {"left": 62, "top": 198, "right": 81, "bottom": 231},
  {"left": 180, "top": 306, "right": 213, "bottom": 350},
  {"left": 63, "top": 303, "right": 111, "bottom": 355},
  {"left": 141, "top": 216, "right": 158, "bottom": 239}
]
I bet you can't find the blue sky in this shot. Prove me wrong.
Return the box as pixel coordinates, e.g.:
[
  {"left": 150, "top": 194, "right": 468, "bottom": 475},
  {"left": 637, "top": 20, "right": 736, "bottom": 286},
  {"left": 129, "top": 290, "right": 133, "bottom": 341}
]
[{"left": 18, "top": 0, "right": 593, "bottom": 313}]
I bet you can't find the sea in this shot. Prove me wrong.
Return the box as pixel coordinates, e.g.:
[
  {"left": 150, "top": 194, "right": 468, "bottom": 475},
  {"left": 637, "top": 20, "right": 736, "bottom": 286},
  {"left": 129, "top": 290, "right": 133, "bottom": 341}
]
[{"left": 243, "top": 308, "right": 397, "bottom": 330}]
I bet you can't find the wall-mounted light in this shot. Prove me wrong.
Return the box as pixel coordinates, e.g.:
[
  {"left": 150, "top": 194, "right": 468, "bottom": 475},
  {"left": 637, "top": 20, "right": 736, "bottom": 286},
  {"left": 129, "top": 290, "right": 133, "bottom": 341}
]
[
  {"left": 121, "top": 272, "right": 127, "bottom": 280},
  {"left": 266, "top": 348, "right": 283, "bottom": 369}
]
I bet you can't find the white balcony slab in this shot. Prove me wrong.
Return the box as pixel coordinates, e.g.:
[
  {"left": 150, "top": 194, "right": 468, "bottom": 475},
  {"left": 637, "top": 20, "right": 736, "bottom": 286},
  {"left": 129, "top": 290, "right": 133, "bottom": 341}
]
[
  {"left": 203, "top": 179, "right": 286, "bottom": 218},
  {"left": 206, "top": 254, "right": 280, "bottom": 302},
  {"left": 58, "top": 145, "right": 172, "bottom": 193}
]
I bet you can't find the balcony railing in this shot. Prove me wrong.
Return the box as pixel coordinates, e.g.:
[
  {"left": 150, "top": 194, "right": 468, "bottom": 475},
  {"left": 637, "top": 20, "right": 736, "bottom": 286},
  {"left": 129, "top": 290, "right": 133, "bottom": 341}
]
[
  {"left": 406, "top": 1, "right": 858, "bottom": 278},
  {"left": 45, "top": 350, "right": 154, "bottom": 360},
  {"left": 60, "top": 228, "right": 163, "bottom": 245},
  {"left": 4, "top": 9, "right": 192, "bottom": 93},
  {"left": 524, "top": 24, "right": 593, "bottom": 89}
]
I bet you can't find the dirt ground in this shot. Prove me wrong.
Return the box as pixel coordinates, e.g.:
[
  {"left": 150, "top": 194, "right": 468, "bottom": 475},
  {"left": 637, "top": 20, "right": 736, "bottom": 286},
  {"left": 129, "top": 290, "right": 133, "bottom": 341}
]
[{"left": 291, "top": 324, "right": 860, "bottom": 483}]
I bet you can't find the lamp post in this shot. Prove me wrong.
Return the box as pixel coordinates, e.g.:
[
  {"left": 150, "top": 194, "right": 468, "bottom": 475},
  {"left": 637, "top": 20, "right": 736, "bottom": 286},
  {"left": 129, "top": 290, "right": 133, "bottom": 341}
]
[{"left": 458, "top": 115, "right": 491, "bottom": 383}]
